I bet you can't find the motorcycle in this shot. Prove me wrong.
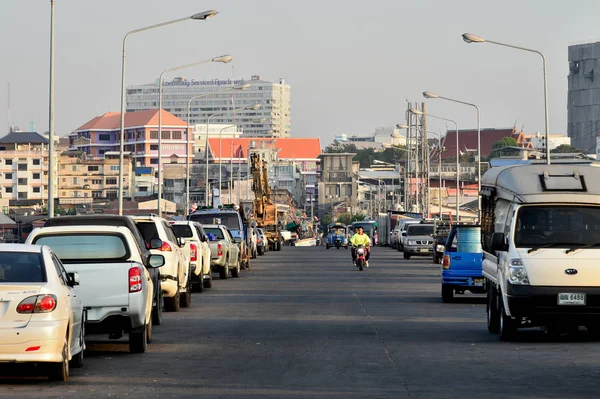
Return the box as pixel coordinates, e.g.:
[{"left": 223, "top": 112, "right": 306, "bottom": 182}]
[{"left": 354, "top": 244, "right": 368, "bottom": 271}]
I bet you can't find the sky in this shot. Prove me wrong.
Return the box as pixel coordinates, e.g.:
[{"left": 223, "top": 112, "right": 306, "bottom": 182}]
[{"left": 2, "top": 0, "right": 600, "bottom": 148}]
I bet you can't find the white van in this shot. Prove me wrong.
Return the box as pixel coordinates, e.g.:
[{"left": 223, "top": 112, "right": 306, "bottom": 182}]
[{"left": 481, "top": 164, "right": 600, "bottom": 340}]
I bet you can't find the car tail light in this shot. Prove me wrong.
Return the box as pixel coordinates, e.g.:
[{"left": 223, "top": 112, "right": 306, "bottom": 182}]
[
  {"left": 160, "top": 242, "right": 172, "bottom": 252},
  {"left": 129, "top": 267, "right": 143, "bottom": 293},
  {"left": 442, "top": 255, "right": 450, "bottom": 269},
  {"left": 190, "top": 243, "right": 198, "bottom": 262},
  {"left": 217, "top": 243, "right": 223, "bottom": 257},
  {"left": 17, "top": 295, "right": 57, "bottom": 314}
]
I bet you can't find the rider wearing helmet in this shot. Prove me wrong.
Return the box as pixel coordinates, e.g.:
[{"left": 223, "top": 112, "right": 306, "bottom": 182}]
[{"left": 350, "top": 225, "right": 371, "bottom": 267}]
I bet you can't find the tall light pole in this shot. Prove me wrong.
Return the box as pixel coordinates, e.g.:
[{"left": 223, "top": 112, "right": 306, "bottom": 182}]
[
  {"left": 117, "top": 10, "right": 218, "bottom": 215},
  {"left": 185, "top": 83, "right": 250, "bottom": 216},
  {"left": 462, "top": 33, "right": 550, "bottom": 165},
  {"left": 204, "top": 104, "right": 261, "bottom": 206},
  {"left": 410, "top": 109, "right": 460, "bottom": 221},
  {"left": 423, "top": 91, "right": 481, "bottom": 219},
  {"left": 157, "top": 55, "right": 232, "bottom": 216},
  {"left": 48, "top": 0, "right": 56, "bottom": 218}
]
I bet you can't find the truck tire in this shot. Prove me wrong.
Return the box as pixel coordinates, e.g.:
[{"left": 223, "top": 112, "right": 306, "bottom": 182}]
[
  {"left": 164, "top": 290, "right": 180, "bottom": 312},
  {"left": 129, "top": 322, "right": 148, "bottom": 354},
  {"left": 152, "top": 289, "right": 163, "bottom": 326},
  {"left": 258, "top": 246, "right": 265, "bottom": 256},
  {"left": 231, "top": 259, "right": 241, "bottom": 278},
  {"left": 487, "top": 284, "right": 500, "bottom": 334},
  {"left": 441, "top": 285, "right": 454, "bottom": 303},
  {"left": 403, "top": 252, "right": 411, "bottom": 260},
  {"left": 499, "top": 294, "right": 518, "bottom": 341},
  {"left": 219, "top": 259, "right": 229, "bottom": 280},
  {"left": 203, "top": 274, "right": 213, "bottom": 288}
]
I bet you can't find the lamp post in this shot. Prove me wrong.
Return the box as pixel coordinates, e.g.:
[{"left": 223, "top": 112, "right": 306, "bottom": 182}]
[
  {"left": 48, "top": 0, "right": 56, "bottom": 218},
  {"left": 204, "top": 104, "right": 261, "bottom": 206},
  {"left": 410, "top": 109, "right": 460, "bottom": 221},
  {"left": 185, "top": 84, "right": 250, "bottom": 217},
  {"left": 384, "top": 143, "right": 416, "bottom": 212},
  {"left": 117, "top": 10, "right": 218, "bottom": 215},
  {"left": 157, "top": 55, "right": 232, "bottom": 216},
  {"left": 462, "top": 33, "right": 550, "bottom": 165},
  {"left": 423, "top": 91, "right": 481, "bottom": 219}
]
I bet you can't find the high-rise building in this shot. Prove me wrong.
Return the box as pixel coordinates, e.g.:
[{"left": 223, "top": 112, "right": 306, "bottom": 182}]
[
  {"left": 126, "top": 75, "right": 291, "bottom": 138},
  {"left": 568, "top": 42, "right": 600, "bottom": 153}
]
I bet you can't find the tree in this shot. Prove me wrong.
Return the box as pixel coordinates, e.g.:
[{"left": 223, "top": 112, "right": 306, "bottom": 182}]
[
  {"left": 324, "top": 140, "right": 358, "bottom": 154},
  {"left": 551, "top": 144, "right": 581, "bottom": 153},
  {"left": 490, "top": 137, "right": 519, "bottom": 157},
  {"left": 337, "top": 212, "right": 365, "bottom": 225}
]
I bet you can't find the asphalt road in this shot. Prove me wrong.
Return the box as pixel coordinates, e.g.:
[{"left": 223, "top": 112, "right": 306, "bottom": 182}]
[{"left": 2, "top": 246, "right": 600, "bottom": 398}]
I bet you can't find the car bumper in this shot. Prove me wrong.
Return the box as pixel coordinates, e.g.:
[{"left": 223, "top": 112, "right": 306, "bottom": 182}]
[
  {"left": 190, "top": 261, "right": 201, "bottom": 276},
  {"left": 405, "top": 246, "right": 433, "bottom": 255},
  {"left": 0, "top": 320, "right": 67, "bottom": 363},
  {"left": 506, "top": 284, "right": 600, "bottom": 321}
]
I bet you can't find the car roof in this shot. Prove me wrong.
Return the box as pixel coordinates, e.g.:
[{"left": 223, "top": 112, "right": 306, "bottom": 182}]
[
  {"left": 131, "top": 215, "right": 166, "bottom": 221},
  {"left": 202, "top": 224, "right": 223, "bottom": 229},
  {"left": 171, "top": 221, "right": 200, "bottom": 226},
  {"left": 0, "top": 243, "right": 43, "bottom": 253},
  {"left": 31, "top": 225, "right": 134, "bottom": 235}
]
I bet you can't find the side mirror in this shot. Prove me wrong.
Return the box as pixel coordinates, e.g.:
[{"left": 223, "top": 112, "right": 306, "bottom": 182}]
[
  {"left": 148, "top": 254, "right": 165, "bottom": 268},
  {"left": 491, "top": 232, "right": 508, "bottom": 252},
  {"left": 201, "top": 234, "right": 208, "bottom": 243},
  {"left": 233, "top": 237, "right": 243, "bottom": 244},
  {"left": 149, "top": 238, "right": 163, "bottom": 250},
  {"left": 401, "top": 232, "right": 406, "bottom": 236},
  {"left": 67, "top": 272, "right": 80, "bottom": 286},
  {"left": 178, "top": 237, "right": 186, "bottom": 247}
]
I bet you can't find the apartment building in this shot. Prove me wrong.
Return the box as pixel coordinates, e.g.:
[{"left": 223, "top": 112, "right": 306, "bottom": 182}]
[
  {"left": 57, "top": 151, "right": 134, "bottom": 204},
  {"left": 0, "top": 131, "right": 53, "bottom": 202}
]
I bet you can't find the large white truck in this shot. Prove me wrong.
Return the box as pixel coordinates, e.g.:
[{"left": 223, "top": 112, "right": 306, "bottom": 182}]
[{"left": 481, "top": 164, "right": 600, "bottom": 340}]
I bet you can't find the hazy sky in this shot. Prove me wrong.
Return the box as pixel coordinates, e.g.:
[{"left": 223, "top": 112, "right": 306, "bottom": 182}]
[{"left": 2, "top": 0, "right": 600, "bottom": 149}]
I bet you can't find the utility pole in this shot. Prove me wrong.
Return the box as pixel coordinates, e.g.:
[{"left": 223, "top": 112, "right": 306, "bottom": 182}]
[
  {"left": 48, "top": 0, "right": 55, "bottom": 218},
  {"left": 406, "top": 103, "right": 412, "bottom": 212},
  {"left": 421, "top": 102, "right": 429, "bottom": 218}
]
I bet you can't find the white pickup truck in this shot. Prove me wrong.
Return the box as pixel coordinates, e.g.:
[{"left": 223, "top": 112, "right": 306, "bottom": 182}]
[
  {"left": 203, "top": 224, "right": 241, "bottom": 279},
  {"left": 27, "top": 226, "right": 165, "bottom": 353}
]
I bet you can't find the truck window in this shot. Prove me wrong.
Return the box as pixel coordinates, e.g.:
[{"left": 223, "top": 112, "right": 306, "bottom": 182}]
[
  {"left": 190, "top": 213, "right": 241, "bottom": 230},
  {"left": 204, "top": 228, "right": 225, "bottom": 241},
  {"left": 172, "top": 225, "right": 193, "bottom": 238},
  {"left": 33, "top": 234, "right": 129, "bottom": 262},
  {"left": 407, "top": 225, "right": 434, "bottom": 236}
]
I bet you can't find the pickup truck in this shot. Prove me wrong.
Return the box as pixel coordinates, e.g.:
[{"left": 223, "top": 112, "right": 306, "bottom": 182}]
[
  {"left": 441, "top": 224, "right": 485, "bottom": 303},
  {"left": 171, "top": 221, "right": 213, "bottom": 292},
  {"left": 203, "top": 224, "right": 241, "bottom": 279},
  {"left": 27, "top": 226, "right": 164, "bottom": 353},
  {"left": 432, "top": 221, "right": 452, "bottom": 264}
]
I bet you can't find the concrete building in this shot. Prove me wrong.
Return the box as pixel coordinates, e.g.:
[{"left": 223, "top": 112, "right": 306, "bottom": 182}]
[
  {"left": 524, "top": 133, "right": 571, "bottom": 151},
  {"left": 126, "top": 75, "right": 291, "bottom": 138},
  {"left": 134, "top": 166, "right": 156, "bottom": 197},
  {"left": 57, "top": 151, "right": 134, "bottom": 204},
  {"left": 335, "top": 127, "right": 406, "bottom": 149},
  {"left": 0, "top": 131, "right": 54, "bottom": 202},
  {"left": 318, "top": 153, "right": 358, "bottom": 217},
  {"left": 568, "top": 42, "right": 600, "bottom": 153}
]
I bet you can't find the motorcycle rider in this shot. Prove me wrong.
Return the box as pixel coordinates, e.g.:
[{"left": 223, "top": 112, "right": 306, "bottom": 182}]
[{"left": 350, "top": 225, "right": 371, "bottom": 267}]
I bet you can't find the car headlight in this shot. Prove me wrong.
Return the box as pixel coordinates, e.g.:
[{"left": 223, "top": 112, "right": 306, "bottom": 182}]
[
  {"left": 508, "top": 258, "right": 530, "bottom": 285},
  {"left": 408, "top": 240, "right": 417, "bottom": 246},
  {"left": 436, "top": 245, "right": 445, "bottom": 252}
]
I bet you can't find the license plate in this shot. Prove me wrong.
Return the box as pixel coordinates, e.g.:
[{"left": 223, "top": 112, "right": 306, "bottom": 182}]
[
  {"left": 420, "top": 248, "right": 429, "bottom": 252},
  {"left": 558, "top": 293, "right": 586, "bottom": 306}
]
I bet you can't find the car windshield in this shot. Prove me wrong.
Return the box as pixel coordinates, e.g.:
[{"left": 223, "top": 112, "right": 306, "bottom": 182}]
[
  {"left": 33, "top": 234, "right": 129, "bottom": 262},
  {"left": 0, "top": 252, "right": 46, "bottom": 283},
  {"left": 190, "top": 213, "right": 241, "bottom": 230},
  {"left": 171, "top": 225, "right": 193, "bottom": 238},
  {"left": 204, "top": 228, "right": 225, "bottom": 241},
  {"left": 514, "top": 205, "right": 600, "bottom": 248},
  {"left": 407, "top": 225, "right": 434, "bottom": 236}
]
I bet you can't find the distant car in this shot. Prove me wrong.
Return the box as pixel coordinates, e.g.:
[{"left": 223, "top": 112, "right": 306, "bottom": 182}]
[
  {"left": 403, "top": 224, "right": 435, "bottom": 260},
  {"left": 27, "top": 226, "right": 164, "bottom": 354},
  {"left": 256, "top": 228, "right": 268, "bottom": 255},
  {"left": 133, "top": 216, "right": 190, "bottom": 312},
  {"left": 398, "top": 220, "right": 421, "bottom": 252},
  {"left": 0, "top": 244, "right": 85, "bottom": 381},
  {"left": 203, "top": 224, "right": 241, "bottom": 279},
  {"left": 171, "top": 221, "right": 213, "bottom": 292}
]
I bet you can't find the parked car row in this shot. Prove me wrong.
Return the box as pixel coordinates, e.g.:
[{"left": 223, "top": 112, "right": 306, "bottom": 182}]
[{"left": 0, "top": 213, "right": 259, "bottom": 381}]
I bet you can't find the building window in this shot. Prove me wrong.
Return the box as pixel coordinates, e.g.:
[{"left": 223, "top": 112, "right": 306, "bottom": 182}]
[
  {"left": 5, "top": 187, "right": 12, "bottom": 193},
  {"left": 106, "top": 191, "right": 117, "bottom": 198},
  {"left": 72, "top": 166, "right": 77, "bottom": 172},
  {"left": 150, "top": 145, "right": 159, "bottom": 150},
  {"left": 110, "top": 165, "right": 119, "bottom": 171},
  {"left": 17, "top": 178, "right": 27, "bottom": 185},
  {"left": 5, "top": 159, "right": 12, "bottom": 166},
  {"left": 18, "top": 192, "right": 27, "bottom": 199},
  {"left": 5, "top": 173, "right": 13, "bottom": 180},
  {"left": 106, "top": 177, "right": 117, "bottom": 185},
  {"left": 71, "top": 177, "right": 78, "bottom": 185},
  {"left": 88, "top": 165, "right": 99, "bottom": 172},
  {"left": 99, "top": 134, "right": 111, "bottom": 141},
  {"left": 92, "top": 191, "right": 102, "bottom": 198},
  {"left": 33, "top": 187, "right": 41, "bottom": 193},
  {"left": 139, "top": 187, "right": 148, "bottom": 192},
  {"left": 172, "top": 131, "right": 182, "bottom": 140},
  {"left": 161, "top": 131, "right": 171, "bottom": 140},
  {"left": 92, "top": 179, "right": 102, "bottom": 184},
  {"left": 32, "top": 173, "right": 40, "bottom": 179},
  {"left": 32, "top": 159, "right": 41, "bottom": 166},
  {"left": 150, "top": 131, "right": 158, "bottom": 140},
  {"left": 18, "top": 164, "right": 27, "bottom": 171},
  {"left": 150, "top": 158, "right": 158, "bottom": 165}
]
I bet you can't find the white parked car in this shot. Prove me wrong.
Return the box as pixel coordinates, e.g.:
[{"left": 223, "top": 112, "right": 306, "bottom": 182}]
[
  {"left": 203, "top": 224, "right": 241, "bottom": 279},
  {"left": 27, "top": 226, "right": 164, "bottom": 354},
  {"left": 0, "top": 244, "right": 84, "bottom": 381},
  {"left": 133, "top": 216, "right": 190, "bottom": 312},
  {"left": 171, "top": 221, "right": 212, "bottom": 291}
]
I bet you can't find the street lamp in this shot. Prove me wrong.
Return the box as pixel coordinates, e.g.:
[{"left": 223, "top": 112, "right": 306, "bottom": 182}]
[
  {"left": 48, "top": 0, "right": 56, "bottom": 218},
  {"left": 157, "top": 55, "right": 232, "bottom": 216},
  {"left": 185, "top": 83, "right": 251, "bottom": 216},
  {"left": 204, "top": 104, "right": 261, "bottom": 206},
  {"left": 117, "top": 10, "right": 218, "bottom": 215},
  {"left": 462, "top": 33, "right": 550, "bottom": 165},
  {"left": 410, "top": 109, "right": 460, "bottom": 221},
  {"left": 423, "top": 91, "right": 481, "bottom": 219}
]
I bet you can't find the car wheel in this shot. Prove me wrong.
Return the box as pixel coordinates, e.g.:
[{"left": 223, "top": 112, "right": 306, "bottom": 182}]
[
  {"left": 49, "top": 338, "right": 69, "bottom": 381},
  {"left": 487, "top": 284, "right": 500, "bottom": 334},
  {"left": 231, "top": 259, "right": 241, "bottom": 278},
  {"left": 193, "top": 278, "right": 204, "bottom": 293},
  {"left": 258, "top": 246, "right": 265, "bottom": 256},
  {"left": 203, "top": 274, "right": 213, "bottom": 288},
  {"left": 403, "top": 252, "right": 411, "bottom": 260},
  {"left": 146, "top": 319, "right": 153, "bottom": 344},
  {"left": 219, "top": 258, "right": 229, "bottom": 280},
  {"left": 70, "top": 320, "right": 84, "bottom": 368},
  {"left": 499, "top": 294, "right": 518, "bottom": 341},
  {"left": 164, "top": 289, "right": 180, "bottom": 312},
  {"left": 152, "top": 287, "right": 163, "bottom": 325},
  {"left": 180, "top": 290, "right": 191, "bottom": 308},
  {"left": 441, "top": 284, "right": 454, "bottom": 303},
  {"left": 129, "top": 322, "right": 148, "bottom": 353}
]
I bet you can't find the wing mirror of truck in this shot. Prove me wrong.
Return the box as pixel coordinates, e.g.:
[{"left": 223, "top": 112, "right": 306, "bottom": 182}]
[
  {"left": 148, "top": 254, "right": 166, "bottom": 268},
  {"left": 491, "top": 232, "right": 509, "bottom": 252},
  {"left": 178, "top": 237, "right": 186, "bottom": 247},
  {"left": 402, "top": 232, "right": 406, "bottom": 236},
  {"left": 67, "top": 272, "right": 80, "bottom": 287},
  {"left": 149, "top": 238, "right": 163, "bottom": 250}
]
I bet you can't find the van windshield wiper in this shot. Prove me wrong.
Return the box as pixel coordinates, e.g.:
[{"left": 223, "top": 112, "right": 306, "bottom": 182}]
[
  {"left": 566, "top": 242, "right": 600, "bottom": 254},
  {"left": 527, "top": 243, "right": 572, "bottom": 254}
]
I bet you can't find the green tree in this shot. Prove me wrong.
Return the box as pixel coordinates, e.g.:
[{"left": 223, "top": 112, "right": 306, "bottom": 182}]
[
  {"left": 324, "top": 140, "right": 358, "bottom": 153},
  {"left": 551, "top": 144, "right": 581, "bottom": 153},
  {"left": 321, "top": 213, "right": 333, "bottom": 227},
  {"left": 490, "top": 137, "right": 519, "bottom": 157},
  {"left": 337, "top": 212, "right": 365, "bottom": 225}
]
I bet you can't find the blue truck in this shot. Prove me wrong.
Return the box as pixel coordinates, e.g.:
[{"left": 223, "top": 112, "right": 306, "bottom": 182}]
[{"left": 441, "top": 224, "right": 486, "bottom": 303}]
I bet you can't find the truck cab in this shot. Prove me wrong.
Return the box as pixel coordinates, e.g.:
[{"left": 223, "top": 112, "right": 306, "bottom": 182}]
[{"left": 441, "top": 224, "right": 485, "bottom": 302}]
